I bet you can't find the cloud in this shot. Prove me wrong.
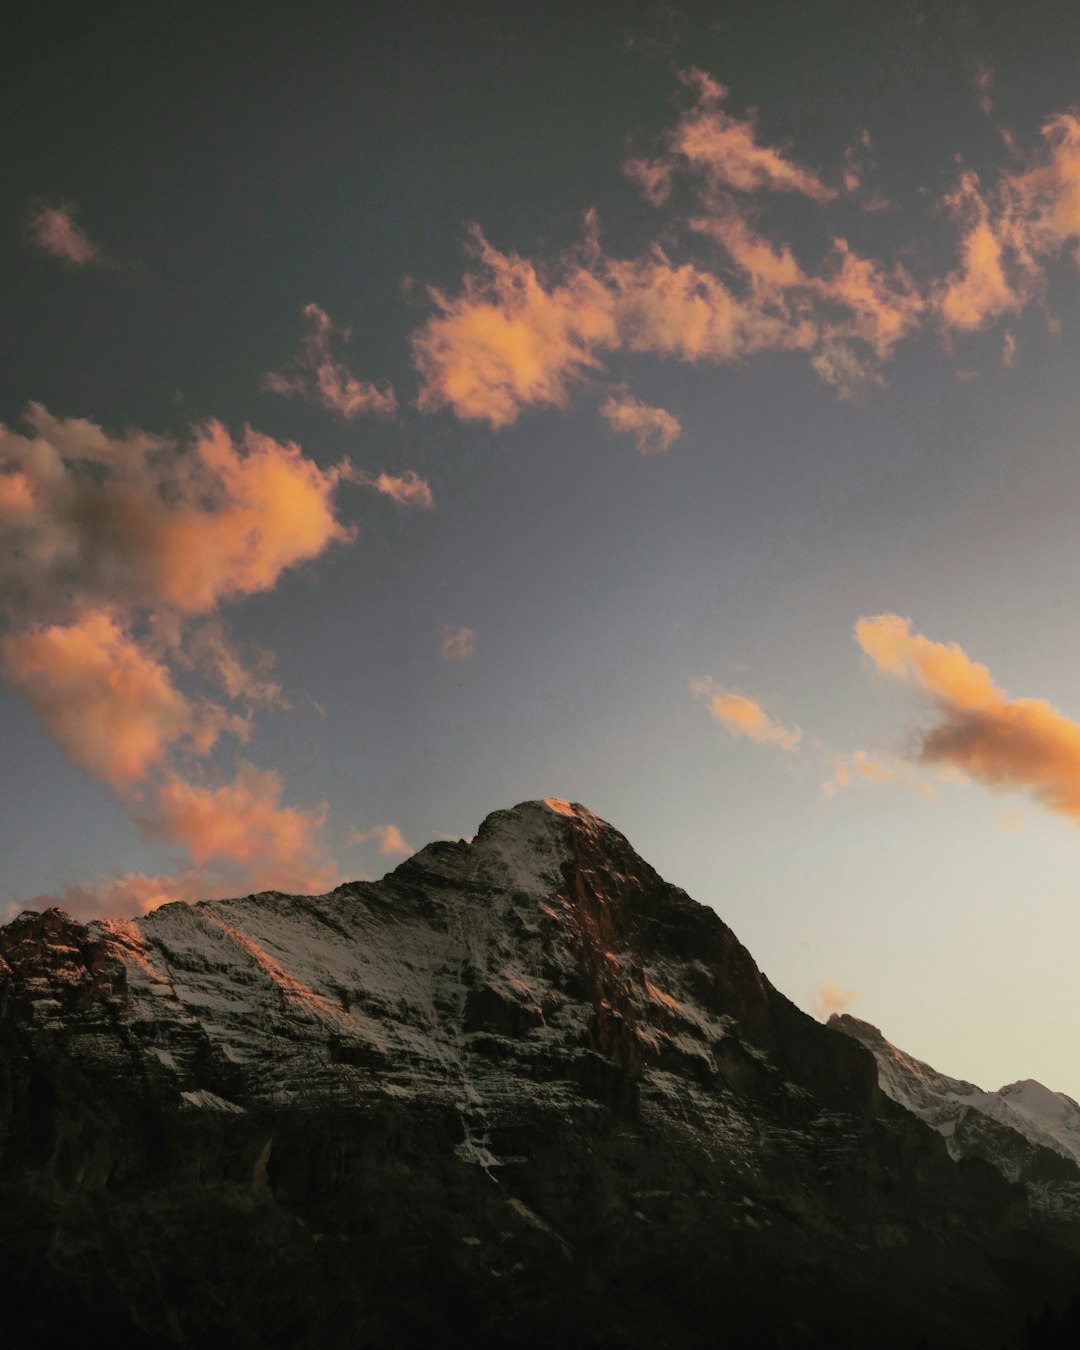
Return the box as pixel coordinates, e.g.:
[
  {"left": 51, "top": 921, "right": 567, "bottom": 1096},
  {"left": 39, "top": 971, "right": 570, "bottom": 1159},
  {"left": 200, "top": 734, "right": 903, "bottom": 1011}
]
[
  {"left": 144, "top": 763, "right": 334, "bottom": 893},
  {"left": 816, "top": 983, "right": 857, "bottom": 1018},
  {"left": 0, "top": 404, "right": 363, "bottom": 918},
  {"left": 823, "top": 748, "right": 934, "bottom": 800},
  {"left": 627, "top": 68, "right": 836, "bottom": 204},
  {"left": 169, "top": 617, "right": 286, "bottom": 709},
  {"left": 24, "top": 200, "right": 101, "bottom": 266},
  {"left": 975, "top": 65, "right": 995, "bottom": 118},
  {"left": 599, "top": 392, "right": 681, "bottom": 453},
  {"left": 347, "top": 823, "right": 414, "bottom": 857},
  {"left": 691, "top": 676, "right": 801, "bottom": 751},
  {"left": 266, "top": 303, "right": 397, "bottom": 419},
  {"left": 933, "top": 172, "right": 1026, "bottom": 331},
  {"left": 0, "top": 611, "right": 245, "bottom": 790},
  {"left": 348, "top": 467, "right": 435, "bottom": 508},
  {"left": 0, "top": 405, "right": 355, "bottom": 622},
  {"left": 17, "top": 868, "right": 234, "bottom": 923},
  {"left": 856, "top": 613, "right": 1080, "bottom": 821},
  {"left": 411, "top": 225, "right": 826, "bottom": 427},
  {"left": 441, "top": 625, "right": 475, "bottom": 661}
]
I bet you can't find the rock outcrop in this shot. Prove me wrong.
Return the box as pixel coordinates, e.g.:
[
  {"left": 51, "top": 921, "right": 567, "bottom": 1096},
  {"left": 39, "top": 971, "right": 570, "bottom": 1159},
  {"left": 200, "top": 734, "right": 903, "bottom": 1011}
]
[{"left": 1, "top": 799, "right": 1077, "bottom": 1347}]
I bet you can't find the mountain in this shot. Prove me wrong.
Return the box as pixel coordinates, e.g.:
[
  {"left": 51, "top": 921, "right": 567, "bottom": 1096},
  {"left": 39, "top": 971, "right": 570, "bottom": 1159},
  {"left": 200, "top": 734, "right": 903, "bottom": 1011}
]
[
  {"left": 1, "top": 798, "right": 1078, "bottom": 1347},
  {"left": 832, "top": 1014, "right": 1080, "bottom": 1224}
]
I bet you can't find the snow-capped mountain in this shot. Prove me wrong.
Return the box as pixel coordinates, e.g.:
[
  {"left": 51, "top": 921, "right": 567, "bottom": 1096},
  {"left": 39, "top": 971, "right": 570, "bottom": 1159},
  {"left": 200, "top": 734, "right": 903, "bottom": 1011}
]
[
  {"left": 1, "top": 800, "right": 1077, "bottom": 1347},
  {"left": 832, "top": 1014, "right": 1080, "bottom": 1220}
]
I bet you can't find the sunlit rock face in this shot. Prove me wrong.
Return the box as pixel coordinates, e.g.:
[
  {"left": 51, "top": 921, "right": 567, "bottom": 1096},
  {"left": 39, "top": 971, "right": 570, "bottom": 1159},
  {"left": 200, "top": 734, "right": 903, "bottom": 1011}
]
[{"left": 1, "top": 800, "right": 1077, "bottom": 1347}]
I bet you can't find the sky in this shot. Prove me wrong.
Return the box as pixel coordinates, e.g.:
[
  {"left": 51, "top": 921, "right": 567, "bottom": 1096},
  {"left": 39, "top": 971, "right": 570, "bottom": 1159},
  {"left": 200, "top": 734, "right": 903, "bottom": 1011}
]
[{"left": 7, "top": 0, "right": 1080, "bottom": 1098}]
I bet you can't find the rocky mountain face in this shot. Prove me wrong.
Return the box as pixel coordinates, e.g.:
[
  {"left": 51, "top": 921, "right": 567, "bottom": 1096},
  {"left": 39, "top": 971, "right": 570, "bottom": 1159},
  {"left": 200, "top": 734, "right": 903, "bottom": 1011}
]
[
  {"left": 832, "top": 1014, "right": 1080, "bottom": 1225},
  {"left": 1, "top": 799, "right": 1078, "bottom": 1348}
]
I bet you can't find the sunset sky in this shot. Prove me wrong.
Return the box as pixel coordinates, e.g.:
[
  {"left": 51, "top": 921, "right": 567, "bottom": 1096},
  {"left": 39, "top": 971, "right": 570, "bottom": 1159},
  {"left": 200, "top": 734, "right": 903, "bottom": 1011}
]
[{"left": 7, "top": 0, "right": 1080, "bottom": 1098}]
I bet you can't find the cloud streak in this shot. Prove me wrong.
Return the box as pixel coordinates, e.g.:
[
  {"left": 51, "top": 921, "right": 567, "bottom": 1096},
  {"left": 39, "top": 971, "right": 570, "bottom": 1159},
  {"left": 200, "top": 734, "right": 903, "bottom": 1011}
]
[{"left": 691, "top": 676, "right": 801, "bottom": 751}]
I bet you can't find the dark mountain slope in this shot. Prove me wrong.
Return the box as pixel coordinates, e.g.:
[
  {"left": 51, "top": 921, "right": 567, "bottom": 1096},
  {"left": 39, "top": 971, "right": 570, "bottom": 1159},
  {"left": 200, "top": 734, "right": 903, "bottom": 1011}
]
[{"left": 1, "top": 799, "right": 1076, "bottom": 1347}]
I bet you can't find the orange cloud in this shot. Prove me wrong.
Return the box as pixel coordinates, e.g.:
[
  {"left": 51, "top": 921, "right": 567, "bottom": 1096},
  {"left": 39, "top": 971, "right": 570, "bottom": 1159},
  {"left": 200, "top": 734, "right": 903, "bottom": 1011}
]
[
  {"left": 816, "top": 983, "right": 858, "bottom": 1018},
  {"left": 598, "top": 392, "right": 681, "bottom": 454},
  {"left": 0, "top": 405, "right": 355, "bottom": 622},
  {"left": 0, "top": 611, "right": 244, "bottom": 790},
  {"left": 24, "top": 200, "right": 101, "bottom": 266},
  {"left": 412, "top": 225, "right": 828, "bottom": 427},
  {"left": 857, "top": 613, "right": 1080, "bottom": 820},
  {"left": 441, "top": 625, "right": 475, "bottom": 661},
  {"left": 145, "top": 763, "right": 334, "bottom": 892},
  {"left": 691, "top": 676, "right": 801, "bottom": 751},
  {"left": 347, "top": 823, "right": 414, "bottom": 856},
  {"left": 823, "top": 748, "right": 934, "bottom": 800},
  {"left": 629, "top": 68, "right": 836, "bottom": 204},
  {"left": 266, "top": 303, "right": 397, "bottom": 419},
  {"left": 933, "top": 172, "right": 1026, "bottom": 331},
  {"left": 349, "top": 467, "right": 435, "bottom": 508},
  {"left": 0, "top": 405, "right": 357, "bottom": 917}
]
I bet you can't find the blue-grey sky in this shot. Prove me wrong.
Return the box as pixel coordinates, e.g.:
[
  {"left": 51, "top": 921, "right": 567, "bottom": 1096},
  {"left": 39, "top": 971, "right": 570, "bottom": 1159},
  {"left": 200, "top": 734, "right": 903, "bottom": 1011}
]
[{"left": 6, "top": 0, "right": 1080, "bottom": 1097}]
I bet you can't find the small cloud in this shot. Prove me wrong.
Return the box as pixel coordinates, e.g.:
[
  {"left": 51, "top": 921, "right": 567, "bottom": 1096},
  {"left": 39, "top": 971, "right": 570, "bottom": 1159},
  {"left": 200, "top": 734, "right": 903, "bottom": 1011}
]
[
  {"left": 823, "top": 748, "right": 934, "bottom": 800},
  {"left": 349, "top": 467, "right": 434, "bottom": 509},
  {"left": 441, "top": 625, "right": 476, "bottom": 662},
  {"left": 24, "top": 200, "right": 101, "bottom": 266},
  {"left": 995, "top": 808, "right": 1026, "bottom": 833},
  {"left": 1002, "top": 330, "right": 1017, "bottom": 367},
  {"left": 266, "top": 303, "right": 396, "bottom": 420},
  {"left": 691, "top": 676, "right": 801, "bottom": 751},
  {"left": 347, "top": 823, "right": 414, "bottom": 856},
  {"left": 598, "top": 391, "right": 682, "bottom": 454},
  {"left": 816, "top": 983, "right": 857, "bottom": 1018},
  {"left": 975, "top": 65, "right": 994, "bottom": 118}
]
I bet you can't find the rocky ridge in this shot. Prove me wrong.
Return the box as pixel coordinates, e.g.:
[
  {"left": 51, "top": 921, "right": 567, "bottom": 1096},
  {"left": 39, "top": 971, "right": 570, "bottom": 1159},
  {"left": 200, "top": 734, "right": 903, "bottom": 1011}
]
[
  {"left": 832, "top": 1013, "right": 1080, "bottom": 1224},
  {"left": 1, "top": 798, "right": 1078, "bottom": 1347}
]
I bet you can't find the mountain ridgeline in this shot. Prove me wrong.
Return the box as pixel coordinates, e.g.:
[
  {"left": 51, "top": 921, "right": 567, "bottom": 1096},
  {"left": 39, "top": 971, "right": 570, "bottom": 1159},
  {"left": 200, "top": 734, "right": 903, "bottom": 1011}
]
[{"left": 1, "top": 799, "right": 1078, "bottom": 1347}]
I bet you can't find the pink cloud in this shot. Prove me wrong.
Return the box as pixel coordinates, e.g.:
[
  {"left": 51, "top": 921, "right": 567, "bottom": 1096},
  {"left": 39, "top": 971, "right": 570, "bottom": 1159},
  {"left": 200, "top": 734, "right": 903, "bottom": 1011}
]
[{"left": 24, "top": 200, "right": 101, "bottom": 266}]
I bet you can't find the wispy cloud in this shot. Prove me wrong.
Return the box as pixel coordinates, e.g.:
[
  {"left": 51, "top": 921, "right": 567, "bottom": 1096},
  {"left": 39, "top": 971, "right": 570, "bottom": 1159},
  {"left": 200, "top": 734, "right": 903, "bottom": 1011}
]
[
  {"left": 348, "top": 467, "right": 434, "bottom": 509},
  {"left": 823, "top": 748, "right": 934, "bottom": 800},
  {"left": 626, "top": 68, "right": 837, "bottom": 205},
  {"left": 691, "top": 676, "right": 801, "bottom": 751},
  {"left": 441, "top": 625, "right": 476, "bottom": 661},
  {"left": 857, "top": 613, "right": 1080, "bottom": 822},
  {"left": 24, "top": 200, "right": 101, "bottom": 266},
  {"left": 266, "top": 302, "right": 397, "bottom": 419},
  {"left": 599, "top": 391, "right": 681, "bottom": 453}
]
